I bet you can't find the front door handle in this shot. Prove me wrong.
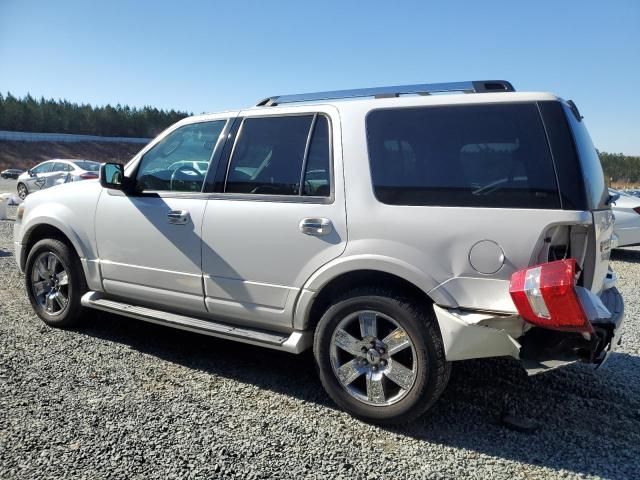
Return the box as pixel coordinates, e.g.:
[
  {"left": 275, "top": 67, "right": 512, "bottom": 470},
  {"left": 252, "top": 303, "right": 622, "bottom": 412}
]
[
  {"left": 300, "top": 217, "right": 332, "bottom": 236},
  {"left": 167, "top": 209, "right": 190, "bottom": 225}
]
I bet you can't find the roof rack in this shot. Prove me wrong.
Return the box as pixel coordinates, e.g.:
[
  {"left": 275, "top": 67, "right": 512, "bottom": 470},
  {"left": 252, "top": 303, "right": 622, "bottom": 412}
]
[{"left": 256, "top": 80, "right": 515, "bottom": 107}]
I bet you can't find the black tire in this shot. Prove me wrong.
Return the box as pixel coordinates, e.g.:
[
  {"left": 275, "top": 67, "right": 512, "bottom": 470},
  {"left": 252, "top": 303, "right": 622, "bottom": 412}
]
[
  {"left": 17, "top": 183, "right": 28, "bottom": 199},
  {"left": 313, "top": 287, "right": 451, "bottom": 425},
  {"left": 25, "top": 238, "right": 88, "bottom": 328}
]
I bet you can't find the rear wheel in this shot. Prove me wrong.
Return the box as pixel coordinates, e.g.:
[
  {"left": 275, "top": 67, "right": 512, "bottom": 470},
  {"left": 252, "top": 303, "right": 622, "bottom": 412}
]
[
  {"left": 314, "top": 288, "right": 450, "bottom": 424},
  {"left": 17, "top": 183, "right": 28, "bottom": 199},
  {"left": 25, "top": 238, "right": 88, "bottom": 328}
]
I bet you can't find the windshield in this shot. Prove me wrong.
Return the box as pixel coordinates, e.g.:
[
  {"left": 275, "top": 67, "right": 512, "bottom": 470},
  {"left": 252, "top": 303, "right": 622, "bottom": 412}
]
[{"left": 73, "top": 161, "right": 100, "bottom": 172}]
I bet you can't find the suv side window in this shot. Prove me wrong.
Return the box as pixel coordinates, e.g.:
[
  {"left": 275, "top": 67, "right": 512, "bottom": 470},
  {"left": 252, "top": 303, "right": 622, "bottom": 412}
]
[
  {"left": 366, "top": 103, "right": 560, "bottom": 208},
  {"left": 136, "top": 120, "right": 226, "bottom": 193},
  {"left": 303, "top": 115, "right": 331, "bottom": 197},
  {"left": 224, "top": 114, "right": 331, "bottom": 197},
  {"left": 31, "top": 162, "right": 53, "bottom": 174}
]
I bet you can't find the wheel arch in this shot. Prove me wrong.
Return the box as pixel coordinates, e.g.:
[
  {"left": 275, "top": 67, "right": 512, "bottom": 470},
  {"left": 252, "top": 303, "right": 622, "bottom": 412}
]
[
  {"left": 21, "top": 222, "right": 83, "bottom": 271},
  {"left": 293, "top": 256, "right": 457, "bottom": 331}
]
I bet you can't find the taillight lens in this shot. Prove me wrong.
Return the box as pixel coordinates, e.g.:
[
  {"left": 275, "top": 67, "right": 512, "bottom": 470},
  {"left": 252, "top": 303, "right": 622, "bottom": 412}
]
[
  {"left": 509, "top": 259, "right": 592, "bottom": 333},
  {"left": 79, "top": 172, "right": 98, "bottom": 179},
  {"left": 633, "top": 207, "right": 640, "bottom": 215}
]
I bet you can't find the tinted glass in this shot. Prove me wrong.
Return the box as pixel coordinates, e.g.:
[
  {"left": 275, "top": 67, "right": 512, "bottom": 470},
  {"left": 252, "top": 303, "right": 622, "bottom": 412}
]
[
  {"left": 52, "top": 162, "right": 69, "bottom": 172},
  {"left": 225, "top": 115, "right": 314, "bottom": 195},
  {"left": 538, "top": 101, "right": 587, "bottom": 210},
  {"left": 31, "top": 162, "right": 53, "bottom": 174},
  {"left": 136, "top": 121, "right": 226, "bottom": 192},
  {"left": 563, "top": 104, "right": 608, "bottom": 210},
  {"left": 73, "top": 161, "right": 100, "bottom": 172},
  {"left": 303, "top": 115, "right": 331, "bottom": 197},
  {"left": 366, "top": 103, "right": 560, "bottom": 208}
]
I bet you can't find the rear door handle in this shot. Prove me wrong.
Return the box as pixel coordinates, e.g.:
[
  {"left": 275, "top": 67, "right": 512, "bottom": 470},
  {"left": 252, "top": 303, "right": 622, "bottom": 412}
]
[
  {"left": 300, "top": 217, "right": 332, "bottom": 236},
  {"left": 167, "top": 210, "right": 190, "bottom": 225}
]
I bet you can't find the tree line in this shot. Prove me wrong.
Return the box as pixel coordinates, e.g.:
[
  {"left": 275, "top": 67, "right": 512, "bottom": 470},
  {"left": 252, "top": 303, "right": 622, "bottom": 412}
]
[
  {"left": 0, "top": 92, "right": 190, "bottom": 138},
  {"left": 1, "top": 92, "right": 638, "bottom": 182},
  {"left": 598, "top": 151, "right": 640, "bottom": 184}
]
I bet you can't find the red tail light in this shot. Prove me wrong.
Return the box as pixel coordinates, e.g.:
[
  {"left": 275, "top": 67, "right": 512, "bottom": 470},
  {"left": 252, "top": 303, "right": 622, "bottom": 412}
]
[
  {"left": 79, "top": 172, "right": 98, "bottom": 179},
  {"left": 509, "top": 259, "right": 592, "bottom": 333},
  {"left": 633, "top": 207, "right": 640, "bottom": 215}
]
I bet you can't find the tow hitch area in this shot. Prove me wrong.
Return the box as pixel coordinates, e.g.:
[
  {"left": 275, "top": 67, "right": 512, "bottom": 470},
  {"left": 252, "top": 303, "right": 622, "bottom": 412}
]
[{"left": 509, "top": 259, "right": 624, "bottom": 374}]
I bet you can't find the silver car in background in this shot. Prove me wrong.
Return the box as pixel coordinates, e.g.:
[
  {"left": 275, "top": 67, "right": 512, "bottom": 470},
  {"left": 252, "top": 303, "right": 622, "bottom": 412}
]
[
  {"left": 16, "top": 159, "right": 100, "bottom": 199},
  {"left": 610, "top": 188, "right": 640, "bottom": 247}
]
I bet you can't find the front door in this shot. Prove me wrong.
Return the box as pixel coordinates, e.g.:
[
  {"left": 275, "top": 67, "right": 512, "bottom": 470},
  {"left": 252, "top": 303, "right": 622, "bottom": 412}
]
[
  {"left": 95, "top": 118, "right": 230, "bottom": 314},
  {"left": 26, "top": 161, "right": 54, "bottom": 192},
  {"left": 201, "top": 108, "right": 347, "bottom": 329}
]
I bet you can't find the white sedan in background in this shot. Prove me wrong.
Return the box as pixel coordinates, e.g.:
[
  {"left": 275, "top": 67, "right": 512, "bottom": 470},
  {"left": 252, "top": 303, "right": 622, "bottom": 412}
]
[
  {"left": 16, "top": 159, "right": 100, "bottom": 199},
  {"left": 610, "top": 188, "right": 640, "bottom": 248}
]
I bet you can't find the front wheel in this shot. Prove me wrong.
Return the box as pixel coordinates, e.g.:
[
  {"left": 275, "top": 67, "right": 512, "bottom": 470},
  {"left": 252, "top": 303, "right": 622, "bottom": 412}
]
[
  {"left": 25, "top": 238, "right": 88, "bottom": 328},
  {"left": 314, "top": 288, "right": 450, "bottom": 424},
  {"left": 17, "top": 183, "right": 28, "bottom": 199}
]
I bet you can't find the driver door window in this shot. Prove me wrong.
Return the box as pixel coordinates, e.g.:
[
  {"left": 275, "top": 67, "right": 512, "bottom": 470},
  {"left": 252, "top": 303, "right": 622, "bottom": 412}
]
[
  {"left": 135, "top": 120, "right": 226, "bottom": 193},
  {"left": 31, "top": 162, "right": 53, "bottom": 174}
]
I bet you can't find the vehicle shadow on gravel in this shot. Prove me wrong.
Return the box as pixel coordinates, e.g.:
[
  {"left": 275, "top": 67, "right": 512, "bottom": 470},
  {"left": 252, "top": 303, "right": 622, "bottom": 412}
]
[{"left": 78, "top": 312, "right": 640, "bottom": 479}]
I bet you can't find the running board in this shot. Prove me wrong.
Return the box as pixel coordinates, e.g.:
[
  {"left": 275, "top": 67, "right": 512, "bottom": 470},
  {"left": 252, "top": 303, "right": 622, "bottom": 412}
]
[{"left": 81, "top": 291, "right": 312, "bottom": 354}]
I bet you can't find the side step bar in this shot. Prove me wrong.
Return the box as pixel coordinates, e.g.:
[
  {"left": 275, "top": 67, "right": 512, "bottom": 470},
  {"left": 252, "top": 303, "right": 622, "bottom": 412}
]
[{"left": 81, "top": 291, "right": 312, "bottom": 354}]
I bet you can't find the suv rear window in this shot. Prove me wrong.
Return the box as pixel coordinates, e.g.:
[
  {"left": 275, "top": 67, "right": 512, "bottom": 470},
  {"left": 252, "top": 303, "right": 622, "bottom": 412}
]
[{"left": 366, "top": 103, "right": 561, "bottom": 208}]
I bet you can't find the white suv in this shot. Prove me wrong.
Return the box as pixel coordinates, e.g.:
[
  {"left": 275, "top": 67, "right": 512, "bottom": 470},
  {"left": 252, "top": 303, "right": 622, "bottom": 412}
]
[{"left": 13, "top": 80, "right": 624, "bottom": 424}]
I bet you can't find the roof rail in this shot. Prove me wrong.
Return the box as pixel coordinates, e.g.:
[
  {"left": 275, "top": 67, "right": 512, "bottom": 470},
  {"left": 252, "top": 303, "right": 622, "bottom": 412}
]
[{"left": 256, "top": 80, "right": 515, "bottom": 107}]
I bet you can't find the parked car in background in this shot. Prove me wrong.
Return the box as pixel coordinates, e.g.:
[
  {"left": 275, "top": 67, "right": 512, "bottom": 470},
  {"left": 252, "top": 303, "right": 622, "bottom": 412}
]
[
  {"left": 16, "top": 159, "right": 100, "bottom": 199},
  {"left": 622, "top": 189, "right": 640, "bottom": 198},
  {"left": 13, "top": 80, "right": 624, "bottom": 424},
  {"left": 1, "top": 168, "right": 24, "bottom": 179},
  {"left": 610, "top": 188, "right": 640, "bottom": 247}
]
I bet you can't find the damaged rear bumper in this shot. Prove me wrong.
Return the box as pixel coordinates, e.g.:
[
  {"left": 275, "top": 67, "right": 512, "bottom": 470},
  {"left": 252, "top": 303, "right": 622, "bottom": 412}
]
[{"left": 433, "top": 286, "right": 624, "bottom": 375}]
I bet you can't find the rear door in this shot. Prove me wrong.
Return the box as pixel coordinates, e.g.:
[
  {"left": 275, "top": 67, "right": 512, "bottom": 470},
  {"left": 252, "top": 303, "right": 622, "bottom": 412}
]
[
  {"left": 49, "top": 162, "right": 71, "bottom": 187},
  {"left": 200, "top": 107, "right": 346, "bottom": 329}
]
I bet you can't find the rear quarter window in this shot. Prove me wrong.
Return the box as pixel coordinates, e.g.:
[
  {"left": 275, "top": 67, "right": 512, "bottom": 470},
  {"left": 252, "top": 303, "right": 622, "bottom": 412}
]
[
  {"left": 366, "top": 103, "right": 561, "bottom": 208},
  {"left": 562, "top": 104, "right": 608, "bottom": 210}
]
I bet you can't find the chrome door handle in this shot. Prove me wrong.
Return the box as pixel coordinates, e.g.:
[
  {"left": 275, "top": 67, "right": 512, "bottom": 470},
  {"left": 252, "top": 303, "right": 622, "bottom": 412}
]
[
  {"left": 300, "top": 217, "right": 332, "bottom": 236},
  {"left": 167, "top": 210, "right": 190, "bottom": 225}
]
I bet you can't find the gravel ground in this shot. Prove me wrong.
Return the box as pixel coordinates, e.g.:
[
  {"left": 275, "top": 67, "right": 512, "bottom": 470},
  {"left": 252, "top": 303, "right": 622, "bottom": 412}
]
[{"left": 1, "top": 204, "right": 639, "bottom": 479}]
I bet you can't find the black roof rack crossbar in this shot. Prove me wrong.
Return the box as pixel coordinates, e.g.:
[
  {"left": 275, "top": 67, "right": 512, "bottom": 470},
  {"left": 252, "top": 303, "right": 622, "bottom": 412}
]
[{"left": 256, "top": 80, "right": 514, "bottom": 106}]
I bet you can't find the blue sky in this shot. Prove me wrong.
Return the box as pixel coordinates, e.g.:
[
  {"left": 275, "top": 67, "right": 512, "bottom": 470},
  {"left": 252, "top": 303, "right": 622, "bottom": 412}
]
[{"left": 1, "top": 0, "right": 638, "bottom": 154}]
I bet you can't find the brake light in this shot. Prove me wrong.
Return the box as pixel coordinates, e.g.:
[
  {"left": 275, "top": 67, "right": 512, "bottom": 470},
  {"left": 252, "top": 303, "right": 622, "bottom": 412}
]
[
  {"left": 633, "top": 207, "right": 640, "bottom": 215},
  {"left": 509, "top": 259, "right": 592, "bottom": 333},
  {"left": 79, "top": 172, "right": 98, "bottom": 179}
]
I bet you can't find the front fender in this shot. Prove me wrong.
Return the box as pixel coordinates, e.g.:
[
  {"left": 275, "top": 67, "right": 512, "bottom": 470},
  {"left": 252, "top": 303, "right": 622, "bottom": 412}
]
[
  {"left": 15, "top": 183, "right": 103, "bottom": 290},
  {"left": 20, "top": 211, "right": 89, "bottom": 261}
]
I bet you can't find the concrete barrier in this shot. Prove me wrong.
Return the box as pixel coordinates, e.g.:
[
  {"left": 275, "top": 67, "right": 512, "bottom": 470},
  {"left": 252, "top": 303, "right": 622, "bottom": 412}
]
[{"left": 0, "top": 130, "right": 150, "bottom": 144}]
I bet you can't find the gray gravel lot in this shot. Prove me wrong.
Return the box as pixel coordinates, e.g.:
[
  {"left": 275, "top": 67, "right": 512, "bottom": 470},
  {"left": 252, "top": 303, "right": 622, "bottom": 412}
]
[
  {"left": 1, "top": 204, "right": 639, "bottom": 479},
  {"left": 0, "top": 177, "right": 18, "bottom": 196}
]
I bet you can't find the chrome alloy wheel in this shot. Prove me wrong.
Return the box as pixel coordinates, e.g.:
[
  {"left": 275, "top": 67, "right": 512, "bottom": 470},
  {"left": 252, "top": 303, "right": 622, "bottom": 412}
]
[
  {"left": 17, "top": 183, "right": 27, "bottom": 199},
  {"left": 329, "top": 310, "right": 418, "bottom": 406},
  {"left": 30, "top": 252, "right": 70, "bottom": 316}
]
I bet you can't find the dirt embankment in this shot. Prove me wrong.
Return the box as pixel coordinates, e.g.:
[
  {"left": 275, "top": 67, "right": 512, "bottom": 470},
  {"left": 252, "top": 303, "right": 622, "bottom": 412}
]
[{"left": 0, "top": 141, "right": 145, "bottom": 171}]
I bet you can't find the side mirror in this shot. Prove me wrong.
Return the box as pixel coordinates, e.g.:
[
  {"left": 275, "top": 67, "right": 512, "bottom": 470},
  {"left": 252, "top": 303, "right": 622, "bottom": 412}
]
[
  {"left": 100, "top": 163, "right": 125, "bottom": 190},
  {"left": 28, "top": 169, "right": 34, "bottom": 177}
]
